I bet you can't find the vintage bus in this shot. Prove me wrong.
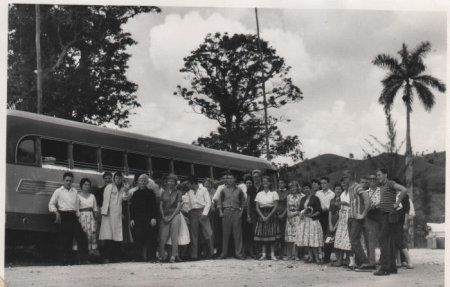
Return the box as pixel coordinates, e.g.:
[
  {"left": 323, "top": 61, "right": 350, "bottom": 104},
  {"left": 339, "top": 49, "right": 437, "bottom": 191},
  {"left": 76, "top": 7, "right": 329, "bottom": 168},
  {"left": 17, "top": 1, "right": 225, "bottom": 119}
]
[{"left": 5, "top": 110, "right": 277, "bottom": 240}]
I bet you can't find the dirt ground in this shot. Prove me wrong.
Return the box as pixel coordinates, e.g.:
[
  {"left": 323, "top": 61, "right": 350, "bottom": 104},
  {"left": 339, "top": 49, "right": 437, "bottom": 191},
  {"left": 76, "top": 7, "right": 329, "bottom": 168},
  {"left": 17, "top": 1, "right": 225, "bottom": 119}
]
[{"left": 4, "top": 249, "right": 445, "bottom": 287}]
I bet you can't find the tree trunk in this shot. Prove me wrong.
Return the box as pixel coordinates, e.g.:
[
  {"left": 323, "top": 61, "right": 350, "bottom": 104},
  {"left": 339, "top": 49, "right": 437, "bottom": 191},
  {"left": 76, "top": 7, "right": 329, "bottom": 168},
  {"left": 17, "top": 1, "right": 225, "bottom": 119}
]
[{"left": 405, "top": 104, "right": 414, "bottom": 248}]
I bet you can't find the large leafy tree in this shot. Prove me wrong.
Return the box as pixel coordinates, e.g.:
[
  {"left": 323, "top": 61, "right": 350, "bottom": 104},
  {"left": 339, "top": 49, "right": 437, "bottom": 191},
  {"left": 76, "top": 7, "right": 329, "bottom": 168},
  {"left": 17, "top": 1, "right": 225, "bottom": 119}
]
[
  {"left": 8, "top": 4, "right": 160, "bottom": 127},
  {"left": 373, "top": 41, "right": 446, "bottom": 246},
  {"left": 175, "top": 32, "right": 303, "bottom": 161}
]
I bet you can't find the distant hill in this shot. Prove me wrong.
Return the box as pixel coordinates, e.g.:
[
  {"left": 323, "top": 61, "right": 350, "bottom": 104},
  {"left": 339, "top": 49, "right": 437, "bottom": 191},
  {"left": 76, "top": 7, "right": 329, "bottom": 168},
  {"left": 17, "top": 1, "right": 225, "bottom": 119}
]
[{"left": 282, "top": 152, "right": 446, "bottom": 247}]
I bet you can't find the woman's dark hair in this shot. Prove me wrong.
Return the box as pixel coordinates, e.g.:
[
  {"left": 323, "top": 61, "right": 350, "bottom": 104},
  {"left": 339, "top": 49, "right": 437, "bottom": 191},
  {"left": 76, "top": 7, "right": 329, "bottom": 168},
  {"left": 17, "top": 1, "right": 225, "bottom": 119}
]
[
  {"left": 102, "top": 171, "right": 112, "bottom": 178},
  {"left": 80, "top": 177, "right": 91, "bottom": 188},
  {"left": 311, "top": 179, "right": 320, "bottom": 185},
  {"left": 114, "top": 171, "right": 123, "bottom": 178},
  {"left": 333, "top": 183, "right": 343, "bottom": 190},
  {"left": 302, "top": 182, "right": 311, "bottom": 189},
  {"left": 243, "top": 175, "right": 253, "bottom": 184}
]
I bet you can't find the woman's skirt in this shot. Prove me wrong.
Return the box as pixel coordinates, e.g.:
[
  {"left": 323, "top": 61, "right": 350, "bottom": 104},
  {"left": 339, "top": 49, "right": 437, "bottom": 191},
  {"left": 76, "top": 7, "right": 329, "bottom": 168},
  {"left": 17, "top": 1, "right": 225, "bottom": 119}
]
[
  {"left": 334, "top": 206, "right": 351, "bottom": 251},
  {"left": 166, "top": 213, "right": 191, "bottom": 246},
  {"left": 254, "top": 207, "right": 281, "bottom": 242},
  {"left": 295, "top": 216, "right": 323, "bottom": 248},
  {"left": 73, "top": 210, "right": 97, "bottom": 251},
  {"left": 285, "top": 214, "right": 300, "bottom": 243}
]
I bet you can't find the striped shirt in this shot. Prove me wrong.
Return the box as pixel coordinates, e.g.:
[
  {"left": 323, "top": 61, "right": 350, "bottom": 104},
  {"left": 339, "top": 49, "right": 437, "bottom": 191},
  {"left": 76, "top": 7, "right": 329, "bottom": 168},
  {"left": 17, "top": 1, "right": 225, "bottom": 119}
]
[
  {"left": 378, "top": 180, "right": 397, "bottom": 213},
  {"left": 348, "top": 182, "right": 367, "bottom": 218}
]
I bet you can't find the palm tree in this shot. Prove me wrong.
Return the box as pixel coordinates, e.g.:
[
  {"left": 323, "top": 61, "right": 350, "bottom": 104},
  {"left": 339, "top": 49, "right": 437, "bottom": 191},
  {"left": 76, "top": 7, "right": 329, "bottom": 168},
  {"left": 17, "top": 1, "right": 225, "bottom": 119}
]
[{"left": 373, "top": 41, "right": 446, "bottom": 246}]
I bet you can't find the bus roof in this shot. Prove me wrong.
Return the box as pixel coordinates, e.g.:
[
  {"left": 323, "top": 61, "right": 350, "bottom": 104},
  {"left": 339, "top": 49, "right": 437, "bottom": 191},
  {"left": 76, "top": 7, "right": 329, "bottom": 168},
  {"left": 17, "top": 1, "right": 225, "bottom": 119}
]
[{"left": 7, "top": 110, "right": 276, "bottom": 171}]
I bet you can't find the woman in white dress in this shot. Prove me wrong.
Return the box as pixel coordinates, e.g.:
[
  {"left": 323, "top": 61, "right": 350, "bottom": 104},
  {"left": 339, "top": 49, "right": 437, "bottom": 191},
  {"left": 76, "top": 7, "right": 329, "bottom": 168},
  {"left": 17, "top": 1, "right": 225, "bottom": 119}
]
[
  {"left": 99, "top": 171, "right": 131, "bottom": 262},
  {"left": 74, "top": 178, "right": 99, "bottom": 255},
  {"left": 332, "top": 183, "right": 354, "bottom": 267}
]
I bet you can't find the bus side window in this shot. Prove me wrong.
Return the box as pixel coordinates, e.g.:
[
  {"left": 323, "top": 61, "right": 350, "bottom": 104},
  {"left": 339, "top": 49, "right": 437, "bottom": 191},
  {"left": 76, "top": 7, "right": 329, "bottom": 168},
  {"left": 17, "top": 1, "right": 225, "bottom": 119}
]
[
  {"left": 41, "top": 138, "right": 69, "bottom": 166},
  {"left": 194, "top": 164, "right": 210, "bottom": 180},
  {"left": 17, "top": 136, "right": 36, "bottom": 164},
  {"left": 152, "top": 157, "right": 171, "bottom": 177},
  {"left": 73, "top": 144, "right": 98, "bottom": 170},
  {"left": 213, "top": 167, "right": 227, "bottom": 180},
  {"left": 174, "top": 160, "right": 191, "bottom": 181},
  {"left": 102, "top": 148, "right": 124, "bottom": 172},
  {"left": 128, "top": 152, "right": 148, "bottom": 175}
]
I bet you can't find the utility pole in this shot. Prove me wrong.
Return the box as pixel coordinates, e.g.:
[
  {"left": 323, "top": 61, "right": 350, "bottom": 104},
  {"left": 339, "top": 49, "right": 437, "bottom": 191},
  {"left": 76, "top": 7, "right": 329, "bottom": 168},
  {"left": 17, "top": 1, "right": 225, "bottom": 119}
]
[
  {"left": 255, "top": 8, "right": 271, "bottom": 160},
  {"left": 35, "top": 4, "right": 43, "bottom": 114}
]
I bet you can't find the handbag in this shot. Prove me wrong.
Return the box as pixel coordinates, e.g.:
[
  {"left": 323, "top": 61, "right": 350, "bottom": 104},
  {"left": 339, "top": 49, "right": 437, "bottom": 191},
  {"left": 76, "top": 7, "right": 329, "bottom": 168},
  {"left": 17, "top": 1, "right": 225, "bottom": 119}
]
[{"left": 325, "top": 235, "right": 335, "bottom": 244}]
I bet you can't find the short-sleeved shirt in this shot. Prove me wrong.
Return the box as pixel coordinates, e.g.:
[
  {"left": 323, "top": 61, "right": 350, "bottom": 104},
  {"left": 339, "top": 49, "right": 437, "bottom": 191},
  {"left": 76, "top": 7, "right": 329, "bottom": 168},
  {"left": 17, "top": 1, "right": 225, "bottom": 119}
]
[
  {"left": 160, "top": 189, "right": 182, "bottom": 216},
  {"left": 255, "top": 190, "right": 279, "bottom": 208},
  {"left": 367, "top": 187, "right": 381, "bottom": 208},
  {"left": 378, "top": 180, "right": 397, "bottom": 213},
  {"left": 348, "top": 182, "right": 367, "bottom": 219},
  {"left": 315, "top": 189, "right": 336, "bottom": 211}
]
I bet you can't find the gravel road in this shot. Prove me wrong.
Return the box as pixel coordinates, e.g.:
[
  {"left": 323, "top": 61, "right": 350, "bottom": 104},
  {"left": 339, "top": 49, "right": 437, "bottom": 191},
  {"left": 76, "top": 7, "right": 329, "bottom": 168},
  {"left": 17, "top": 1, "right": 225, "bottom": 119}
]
[{"left": 4, "top": 249, "right": 444, "bottom": 287}]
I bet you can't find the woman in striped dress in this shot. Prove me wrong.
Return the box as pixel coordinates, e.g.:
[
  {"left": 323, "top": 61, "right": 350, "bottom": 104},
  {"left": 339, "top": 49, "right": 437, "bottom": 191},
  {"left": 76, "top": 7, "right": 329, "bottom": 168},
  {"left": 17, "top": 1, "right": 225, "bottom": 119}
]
[
  {"left": 295, "top": 182, "right": 323, "bottom": 264},
  {"left": 254, "top": 176, "right": 281, "bottom": 260}
]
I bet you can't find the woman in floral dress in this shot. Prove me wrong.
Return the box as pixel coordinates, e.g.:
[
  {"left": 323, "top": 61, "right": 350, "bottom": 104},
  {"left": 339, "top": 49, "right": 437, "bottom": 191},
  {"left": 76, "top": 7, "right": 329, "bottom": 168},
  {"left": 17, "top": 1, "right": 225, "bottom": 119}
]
[
  {"left": 284, "top": 180, "right": 303, "bottom": 260},
  {"left": 74, "top": 178, "right": 99, "bottom": 255},
  {"left": 332, "top": 183, "right": 354, "bottom": 267}
]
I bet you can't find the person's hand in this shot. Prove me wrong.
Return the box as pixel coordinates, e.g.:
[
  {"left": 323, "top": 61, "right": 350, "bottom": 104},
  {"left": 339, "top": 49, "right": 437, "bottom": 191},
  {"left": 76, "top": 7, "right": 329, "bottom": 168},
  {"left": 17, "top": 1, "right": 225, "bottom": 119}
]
[
  {"left": 262, "top": 217, "right": 268, "bottom": 222},
  {"left": 219, "top": 212, "right": 224, "bottom": 218},
  {"left": 54, "top": 212, "right": 61, "bottom": 224},
  {"left": 393, "top": 202, "right": 399, "bottom": 209},
  {"left": 403, "top": 224, "right": 409, "bottom": 231},
  {"left": 278, "top": 214, "right": 284, "bottom": 220},
  {"left": 150, "top": 218, "right": 157, "bottom": 227},
  {"left": 356, "top": 214, "right": 365, "bottom": 220},
  {"left": 247, "top": 216, "right": 251, "bottom": 224},
  {"left": 130, "top": 220, "right": 135, "bottom": 228}
]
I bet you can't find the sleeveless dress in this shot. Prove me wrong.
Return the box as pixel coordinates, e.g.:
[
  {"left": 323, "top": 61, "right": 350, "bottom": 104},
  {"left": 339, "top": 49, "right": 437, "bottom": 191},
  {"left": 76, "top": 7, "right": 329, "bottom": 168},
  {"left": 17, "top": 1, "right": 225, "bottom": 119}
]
[
  {"left": 73, "top": 193, "right": 98, "bottom": 251},
  {"left": 285, "top": 193, "right": 303, "bottom": 243}
]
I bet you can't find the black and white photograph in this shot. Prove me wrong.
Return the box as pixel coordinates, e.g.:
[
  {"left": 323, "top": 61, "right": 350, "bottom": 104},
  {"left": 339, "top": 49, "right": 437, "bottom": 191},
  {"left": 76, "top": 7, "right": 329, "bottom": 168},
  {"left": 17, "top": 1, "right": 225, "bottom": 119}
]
[{"left": 1, "top": 0, "right": 447, "bottom": 286}]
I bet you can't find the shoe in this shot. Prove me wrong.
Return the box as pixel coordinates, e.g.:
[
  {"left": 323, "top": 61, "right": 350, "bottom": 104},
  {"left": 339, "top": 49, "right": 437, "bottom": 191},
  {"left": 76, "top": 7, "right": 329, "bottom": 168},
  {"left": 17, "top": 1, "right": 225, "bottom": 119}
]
[
  {"left": 258, "top": 254, "right": 266, "bottom": 261},
  {"left": 80, "top": 260, "right": 91, "bottom": 265},
  {"left": 389, "top": 269, "right": 398, "bottom": 274},
  {"left": 270, "top": 255, "right": 278, "bottom": 261},
  {"left": 323, "top": 259, "right": 330, "bottom": 264},
  {"left": 406, "top": 265, "right": 414, "bottom": 269},
  {"left": 294, "top": 257, "right": 301, "bottom": 261},
  {"left": 355, "top": 264, "right": 376, "bottom": 271},
  {"left": 175, "top": 257, "right": 183, "bottom": 262},
  {"left": 236, "top": 255, "right": 246, "bottom": 260},
  {"left": 331, "top": 262, "right": 342, "bottom": 267},
  {"left": 373, "top": 270, "right": 390, "bottom": 276},
  {"left": 218, "top": 255, "right": 227, "bottom": 259},
  {"left": 305, "top": 259, "right": 314, "bottom": 264},
  {"left": 316, "top": 260, "right": 324, "bottom": 265},
  {"left": 169, "top": 257, "right": 176, "bottom": 263},
  {"left": 282, "top": 257, "right": 289, "bottom": 261},
  {"left": 102, "top": 259, "right": 110, "bottom": 264},
  {"left": 347, "top": 265, "right": 357, "bottom": 270}
]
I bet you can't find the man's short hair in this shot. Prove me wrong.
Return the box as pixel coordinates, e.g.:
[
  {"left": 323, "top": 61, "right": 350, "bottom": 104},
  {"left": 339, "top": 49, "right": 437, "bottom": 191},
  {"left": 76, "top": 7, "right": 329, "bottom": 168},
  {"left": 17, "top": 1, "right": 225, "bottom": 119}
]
[
  {"left": 63, "top": 172, "right": 74, "bottom": 179},
  {"left": 221, "top": 170, "right": 235, "bottom": 178},
  {"left": 302, "top": 182, "right": 312, "bottom": 189},
  {"left": 376, "top": 168, "right": 388, "bottom": 175},
  {"left": 103, "top": 171, "right": 112, "bottom": 178},
  {"left": 319, "top": 176, "right": 330, "bottom": 183},
  {"left": 342, "top": 169, "right": 355, "bottom": 178}
]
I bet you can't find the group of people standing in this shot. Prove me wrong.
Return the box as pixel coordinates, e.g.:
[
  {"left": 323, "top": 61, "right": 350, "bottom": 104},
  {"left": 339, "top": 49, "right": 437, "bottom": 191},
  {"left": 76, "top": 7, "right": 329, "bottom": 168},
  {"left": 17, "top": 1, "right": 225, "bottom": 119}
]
[{"left": 48, "top": 167, "right": 414, "bottom": 276}]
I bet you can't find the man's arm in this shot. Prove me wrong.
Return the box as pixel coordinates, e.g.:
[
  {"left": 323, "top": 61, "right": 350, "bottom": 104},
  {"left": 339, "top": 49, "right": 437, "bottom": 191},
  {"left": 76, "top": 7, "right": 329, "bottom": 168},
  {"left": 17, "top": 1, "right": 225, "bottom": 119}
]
[
  {"left": 202, "top": 187, "right": 211, "bottom": 216},
  {"left": 393, "top": 182, "right": 408, "bottom": 209}
]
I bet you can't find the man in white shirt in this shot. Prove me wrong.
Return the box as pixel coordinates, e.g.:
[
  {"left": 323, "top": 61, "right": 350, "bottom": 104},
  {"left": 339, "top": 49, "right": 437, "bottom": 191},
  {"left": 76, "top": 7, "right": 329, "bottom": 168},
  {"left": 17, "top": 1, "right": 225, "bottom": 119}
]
[
  {"left": 187, "top": 176, "right": 214, "bottom": 260},
  {"left": 316, "top": 176, "right": 335, "bottom": 263},
  {"left": 48, "top": 172, "right": 89, "bottom": 265}
]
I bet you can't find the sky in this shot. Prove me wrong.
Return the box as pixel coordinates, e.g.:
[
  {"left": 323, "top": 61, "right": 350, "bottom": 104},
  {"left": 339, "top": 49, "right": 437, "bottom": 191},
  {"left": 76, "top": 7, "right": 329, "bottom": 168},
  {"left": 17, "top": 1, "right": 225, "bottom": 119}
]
[{"left": 115, "top": 6, "right": 446, "bottom": 164}]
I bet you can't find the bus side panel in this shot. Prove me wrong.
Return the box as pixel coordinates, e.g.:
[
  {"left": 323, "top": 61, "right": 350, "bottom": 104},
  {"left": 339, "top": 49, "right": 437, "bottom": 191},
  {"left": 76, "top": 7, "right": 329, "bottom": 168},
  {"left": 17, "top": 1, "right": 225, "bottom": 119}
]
[{"left": 5, "top": 163, "right": 103, "bottom": 232}]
